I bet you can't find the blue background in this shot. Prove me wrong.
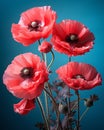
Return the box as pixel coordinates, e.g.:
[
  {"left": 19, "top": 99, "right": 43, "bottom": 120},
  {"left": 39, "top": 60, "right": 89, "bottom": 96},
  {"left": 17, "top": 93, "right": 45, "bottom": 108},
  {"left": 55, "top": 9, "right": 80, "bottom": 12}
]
[{"left": 0, "top": 0, "right": 104, "bottom": 130}]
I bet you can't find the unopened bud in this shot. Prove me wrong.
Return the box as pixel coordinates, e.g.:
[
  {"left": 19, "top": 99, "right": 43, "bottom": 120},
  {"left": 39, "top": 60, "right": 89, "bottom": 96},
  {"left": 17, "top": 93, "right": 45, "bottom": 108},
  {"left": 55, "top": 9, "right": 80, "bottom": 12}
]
[
  {"left": 58, "top": 103, "right": 68, "bottom": 114},
  {"left": 84, "top": 98, "right": 93, "bottom": 107}
]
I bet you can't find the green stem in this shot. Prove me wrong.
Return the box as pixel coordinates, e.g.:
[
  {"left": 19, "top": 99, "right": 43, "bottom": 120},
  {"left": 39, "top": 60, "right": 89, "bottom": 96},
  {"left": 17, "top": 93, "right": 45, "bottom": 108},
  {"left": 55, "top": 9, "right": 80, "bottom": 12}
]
[
  {"left": 44, "top": 53, "right": 47, "bottom": 65},
  {"left": 47, "top": 50, "right": 55, "bottom": 69},
  {"left": 38, "top": 40, "right": 45, "bottom": 61},
  {"left": 44, "top": 88, "right": 61, "bottom": 130},
  {"left": 36, "top": 97, "right": 50, "bottom": 130},
  {"left": 37, "top": 40, "right": 50, "bottom": 129},
  {"left": 44, "top": 83, "right": 49, "bottom": 123},
  {"left": 38, "top": 40, "right": 50, "bottom": 123},
  {"left": 42, "top": 51, "right": 54, "bottom": 122},
  {"left": 43, "top": 53, "right": 49, "bottom": 120}
]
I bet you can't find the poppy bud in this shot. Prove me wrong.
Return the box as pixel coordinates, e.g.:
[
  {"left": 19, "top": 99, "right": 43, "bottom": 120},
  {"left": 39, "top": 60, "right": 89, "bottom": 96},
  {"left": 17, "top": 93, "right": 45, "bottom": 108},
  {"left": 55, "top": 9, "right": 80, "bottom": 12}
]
[
  {"left": 58, "top": 103, "right": 68, "bottom": 114},
  {"left": 84, "top": 98, "right": 93, "bottom": 107},
  {"left": 38, "top": 41, "right": 52, "bottom": 53}
]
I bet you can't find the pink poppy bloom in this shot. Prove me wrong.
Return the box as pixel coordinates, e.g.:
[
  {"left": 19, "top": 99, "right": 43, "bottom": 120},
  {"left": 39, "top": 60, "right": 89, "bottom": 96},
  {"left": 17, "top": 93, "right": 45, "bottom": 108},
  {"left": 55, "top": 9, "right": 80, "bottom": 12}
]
[
  {"left": 56, "top": 62, "right": 102, "bottom": 90},
  {"left": 14, "top": 99, "right": 35, "bottom": 115},
  {"left": 51, "top": 20, "right": 95, "bottom": 56},
  {"left": 38, "top": 41, "right": 52, "bottom": 53},
  {"left": 3, "top": 53, "right": 48, "bottom": 99},
  {"left": 11, "top": 6, "right": 57, "bottom": 46}
]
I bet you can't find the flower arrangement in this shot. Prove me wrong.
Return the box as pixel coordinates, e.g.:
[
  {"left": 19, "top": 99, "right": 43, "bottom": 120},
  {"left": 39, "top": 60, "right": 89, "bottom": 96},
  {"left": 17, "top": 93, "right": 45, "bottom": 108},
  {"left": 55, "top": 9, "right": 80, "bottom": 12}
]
[{"left": 3, "top": 6, "right": 102, "bottom": 130}]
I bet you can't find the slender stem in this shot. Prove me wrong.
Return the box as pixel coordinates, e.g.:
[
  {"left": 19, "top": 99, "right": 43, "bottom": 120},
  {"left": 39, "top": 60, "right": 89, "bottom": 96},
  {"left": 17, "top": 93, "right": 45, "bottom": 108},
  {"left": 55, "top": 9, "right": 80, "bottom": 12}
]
[
  {"left": 47, "top": 82, "right": 53, "bottom": 96},
  {"left": 37, "top": 41, "right": 50, "bottom": 129},
  {"left": 44, "top": 88, "right": 57, "bottom": 113},
  {"left": 80, "top": 107, "right": 89, "bottom": 121},
  {"left": 67, "top": 56, "right": 72, "bottom": 130},
  {"left": 38, "top": 40, "right": 50, "bottom": 125},
  {"left": 47, "top": 50, "right": 55, "bottom": 69},
  {"left": 38, "top": 40, "right": 45, "bottom": 60},
  {"left": 67, "top": 57, "right": 71, "bottom": 113},
  {"left": 44, "top": 91, "right": 49, "bottom": 115},
  {"left": 71, "top": 101, "right": 78, "bottom": 111},
  {"left": 74, "top": 107, "right": 89, "bottom": 130},
  {"left": 43, "top": 54, "right": 50, "bottom": 125},
  {"left": 76, "top": 90, "right": 80, "bottom": 130},
  {"left": 43, "top": 50, "right": 55, "bottom": 123},
  {"left": 43, "top": 53, "right": 49, "bottom": 121},
  {"left": 67, "top": 97, "right": 70, "bottom": 113},
  {"left": 44, "top": 88, "right": 61, "bottom": 130},
  {"left": 44, "top": 83, "right": 50, "bottom": 124},
  {"left": 71, "top": 98, "right": 84, "bottom": 111},
  {"left": 44, "top": 53, "right": 47, "bottom": 65},
  {"left": 38, "top": 40, "right": 41, "bottom": 45},
  {"left": 36, "top": 97, "right": 50, "bottom": 130},
  {"left": 69, "top": 56, "right": 71, "bottom": 62}
]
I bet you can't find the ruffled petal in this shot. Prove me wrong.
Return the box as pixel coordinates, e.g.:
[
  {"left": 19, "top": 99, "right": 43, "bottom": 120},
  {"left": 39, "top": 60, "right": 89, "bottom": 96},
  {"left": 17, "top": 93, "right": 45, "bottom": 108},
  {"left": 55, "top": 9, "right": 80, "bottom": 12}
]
[{"left": 13, "top": 99, "right": 35, "bottom": 115}]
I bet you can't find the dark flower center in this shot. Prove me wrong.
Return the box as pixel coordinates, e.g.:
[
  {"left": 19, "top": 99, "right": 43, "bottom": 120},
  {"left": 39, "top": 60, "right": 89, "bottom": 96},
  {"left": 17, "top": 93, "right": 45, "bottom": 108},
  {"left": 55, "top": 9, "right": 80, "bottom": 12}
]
[
  {"left": 65, "top": 34, "right": 78, "bottom": 43},
  {"left": 28, "top": 20, "right": 42, "bottom": 31},
  {"left": 72, "top": 74, "right": 85, "bottom": 80},
  {"left": 20, "top": 67, "right": 34, "bottom": 79}
]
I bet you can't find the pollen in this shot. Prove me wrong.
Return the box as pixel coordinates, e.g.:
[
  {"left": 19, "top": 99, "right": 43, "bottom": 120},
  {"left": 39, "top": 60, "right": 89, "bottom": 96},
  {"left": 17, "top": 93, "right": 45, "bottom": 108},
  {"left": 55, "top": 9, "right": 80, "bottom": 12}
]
[
  {"left": 72, "top": 74, "right": 86, "bottom": 80},
  {"left": 65, "top": 34, "right": 78, "bottom": 43},
  {"left": 70, "top": 34, "right": 77, "bottom": 41},
  {"left": 28, "top": 20, "right": 42, "bottom": 31},
  {"left": 23, "top": 68, "right": 30, "bottom": 75},
  {"left": 31, "top": 21, "right": 38, "bottom": 28},
  {"left": 20, "top": 67, "right": 34, "bottom": 79}
]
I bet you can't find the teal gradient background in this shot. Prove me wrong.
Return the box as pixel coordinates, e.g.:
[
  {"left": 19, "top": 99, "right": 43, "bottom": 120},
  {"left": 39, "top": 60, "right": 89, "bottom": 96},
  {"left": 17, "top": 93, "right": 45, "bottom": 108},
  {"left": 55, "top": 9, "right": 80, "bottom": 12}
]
[{"left": 0, "top": 0, "right": 104, "bottom": 130}]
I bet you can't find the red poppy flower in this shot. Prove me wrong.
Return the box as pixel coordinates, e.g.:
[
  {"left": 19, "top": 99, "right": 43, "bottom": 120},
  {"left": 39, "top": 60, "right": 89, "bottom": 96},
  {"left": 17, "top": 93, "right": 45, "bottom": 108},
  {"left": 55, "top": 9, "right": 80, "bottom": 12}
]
[
  {"left": 56, "top": 62, "right": 102, "bottom": 90},
  {"left": 38, "top": 41, "right": 52, "bottom": 53},
  {"left": 3, "top": 53, "right": 48, "bottom": 99},
  {"left": 51, "top": 20, "right": 95, "bottom": 56},
  {"left": 14, "top": 99, "right": 35, "bottom": 115},
  {"left": 11, "top": 6, "right": 57, "bottom": 46}
]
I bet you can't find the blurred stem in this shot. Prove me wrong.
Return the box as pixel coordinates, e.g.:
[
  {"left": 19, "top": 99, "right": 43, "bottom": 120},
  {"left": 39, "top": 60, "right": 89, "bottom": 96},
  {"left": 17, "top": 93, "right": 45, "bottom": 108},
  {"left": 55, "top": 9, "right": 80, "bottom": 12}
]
[
  {"left": 80, "top": 107, "right": 89, "bottom": 121},
  {"left": 47, "top": 50, "right": 55, "bottom": 69},
  {"left": 36, "top": 97, "right": 50, "bottom": 130},
  {"left": 71, "top": 98, "right": 84, "bottom": 111}
]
